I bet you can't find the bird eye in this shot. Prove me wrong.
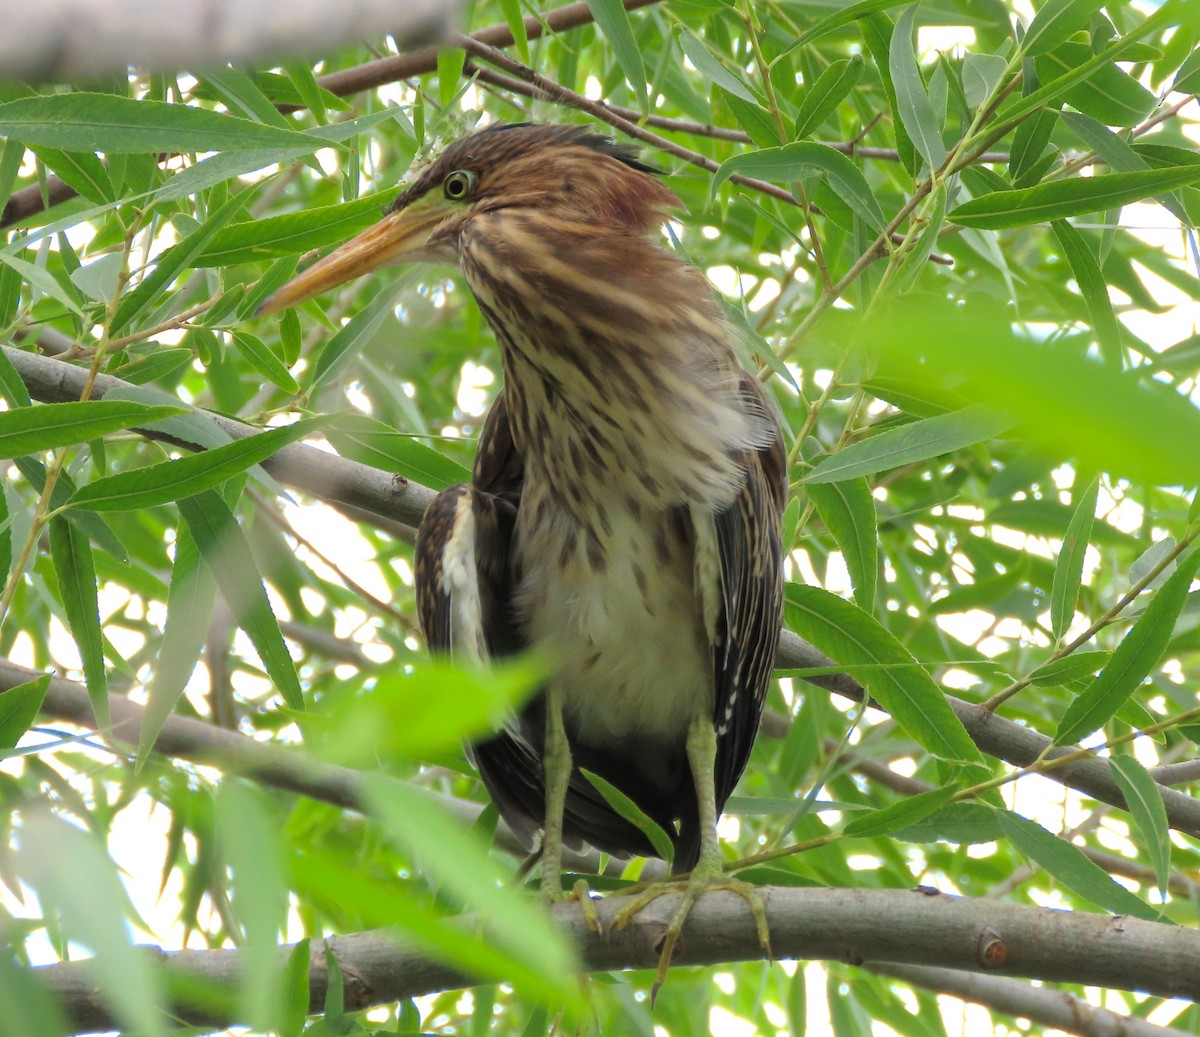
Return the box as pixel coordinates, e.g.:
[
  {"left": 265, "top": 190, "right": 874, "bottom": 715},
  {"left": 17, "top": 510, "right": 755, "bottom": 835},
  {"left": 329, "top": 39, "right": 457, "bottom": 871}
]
[{"left": 443, "top": 170, "right": 476, "bottom": 201}]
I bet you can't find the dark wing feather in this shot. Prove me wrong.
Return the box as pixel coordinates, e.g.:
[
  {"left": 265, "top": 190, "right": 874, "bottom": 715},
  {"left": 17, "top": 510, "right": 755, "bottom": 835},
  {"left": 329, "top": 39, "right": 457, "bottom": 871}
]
[
  {"left": 416, "top": 390, "right": 660, "bottom": 859},
  {"left": 712, "top": 377, "right": 787, "bottom": 818}
]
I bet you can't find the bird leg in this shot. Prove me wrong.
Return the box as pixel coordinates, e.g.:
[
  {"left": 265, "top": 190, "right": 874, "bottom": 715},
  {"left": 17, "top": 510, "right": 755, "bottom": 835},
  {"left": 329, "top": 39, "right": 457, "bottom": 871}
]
[
  {"left": 613, "top": 713, "right": 771, "bottom": 999},
  {"left": 540, "top": 686, "right": 600, "bottom": 933}
]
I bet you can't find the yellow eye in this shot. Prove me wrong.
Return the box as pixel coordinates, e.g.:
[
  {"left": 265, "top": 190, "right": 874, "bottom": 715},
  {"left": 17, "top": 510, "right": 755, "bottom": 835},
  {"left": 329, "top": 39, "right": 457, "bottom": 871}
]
[{"left": 443, "top": 170, "right": 476, "bottom": 201}]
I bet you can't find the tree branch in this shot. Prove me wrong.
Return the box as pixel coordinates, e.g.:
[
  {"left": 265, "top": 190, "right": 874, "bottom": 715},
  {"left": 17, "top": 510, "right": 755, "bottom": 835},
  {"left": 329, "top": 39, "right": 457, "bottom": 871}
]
[
  {"left": 32, "top": 887, "right": 1200, "bottom": 1034},
  {"left": 8, "top": 342, "right": 1200, "bottom": 840},
  {"left": 0, "top": 0, "right": 456, "bottom": 82},
  {"left": 864, "top": 962, "right": 1194, "bottom": 1037}
]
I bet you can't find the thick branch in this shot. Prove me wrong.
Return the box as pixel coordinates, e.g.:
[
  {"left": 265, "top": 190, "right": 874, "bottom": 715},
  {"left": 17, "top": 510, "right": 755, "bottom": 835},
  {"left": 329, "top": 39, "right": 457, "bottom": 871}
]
[
  {"left": 33, "top": 887, "right": 1200, "bottom": 1034},
  {"left": 8, "top": 343, "right": 1200, "bottom": 838},
  {"left": 0, "top": 0, "right": 456, "bottom": 83}
]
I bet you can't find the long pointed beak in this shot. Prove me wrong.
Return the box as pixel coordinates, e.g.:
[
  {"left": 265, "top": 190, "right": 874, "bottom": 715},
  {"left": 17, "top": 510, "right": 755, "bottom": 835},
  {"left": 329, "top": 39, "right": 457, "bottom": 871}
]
[{"left": 257, "top": 202, "right": 446, "bottom": 315}]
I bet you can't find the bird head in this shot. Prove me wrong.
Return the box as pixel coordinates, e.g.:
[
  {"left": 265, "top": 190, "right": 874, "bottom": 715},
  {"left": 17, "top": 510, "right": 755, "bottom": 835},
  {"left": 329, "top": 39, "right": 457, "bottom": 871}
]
[{"left": 258, "top": 123, "right": 680, "bottom": 315}]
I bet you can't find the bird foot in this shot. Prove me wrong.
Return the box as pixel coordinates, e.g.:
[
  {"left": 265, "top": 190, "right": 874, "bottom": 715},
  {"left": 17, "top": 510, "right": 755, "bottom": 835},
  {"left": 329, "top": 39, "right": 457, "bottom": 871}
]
[
  {"left": 541, "top": 873, "right": 602, "bottom": 935},
  {"left": 613, "top": 867, "right": 771, "bottom": 1003}
]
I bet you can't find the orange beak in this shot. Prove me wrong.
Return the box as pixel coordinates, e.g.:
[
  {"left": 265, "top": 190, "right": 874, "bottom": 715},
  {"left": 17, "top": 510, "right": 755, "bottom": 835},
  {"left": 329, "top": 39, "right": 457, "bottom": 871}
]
[{"left": 257, "top": 198, "right": 448, "bottom": 315}]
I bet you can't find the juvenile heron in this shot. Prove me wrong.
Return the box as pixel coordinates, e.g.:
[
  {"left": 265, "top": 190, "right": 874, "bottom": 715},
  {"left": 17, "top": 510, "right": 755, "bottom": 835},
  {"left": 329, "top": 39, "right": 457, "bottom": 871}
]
[{"left": 262, "top": 123, "right": 785, "bottom": 986}]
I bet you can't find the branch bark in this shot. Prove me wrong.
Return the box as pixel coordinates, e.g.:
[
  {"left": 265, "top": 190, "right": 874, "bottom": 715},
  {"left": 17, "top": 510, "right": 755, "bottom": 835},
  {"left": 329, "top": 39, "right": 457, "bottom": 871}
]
[
  {"left": 32, "top": 887, "right": 1200, "bottom": 1034},
  {"left": 864, "top": 962, "right": 1194, "bottom": 1037},
  {"left": 0, "top": 0, "right": 457, "bottom": 83},
  {"left": 7, "top": 342, "right": 1200, "bottom": 840}
]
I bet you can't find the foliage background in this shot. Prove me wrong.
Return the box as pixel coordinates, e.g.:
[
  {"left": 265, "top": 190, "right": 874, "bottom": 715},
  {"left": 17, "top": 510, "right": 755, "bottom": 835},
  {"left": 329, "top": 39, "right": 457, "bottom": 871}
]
[{"left": 1, "top": 0, "right": 1200, "bottom": 1033}]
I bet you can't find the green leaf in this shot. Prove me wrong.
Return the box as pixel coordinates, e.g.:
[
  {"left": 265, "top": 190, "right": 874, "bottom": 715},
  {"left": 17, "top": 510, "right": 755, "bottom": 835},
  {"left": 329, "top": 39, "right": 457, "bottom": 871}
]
[
  {"left": 0, "top": 250, "right": 84, "bottom": 315},
  {"left": 1035, "top": 42, "right": 1156, "bottom": 126},
  {"left": 806, "top": 477, "right": 878, "bottom": 610},
  {"left": 1022, "top": 0, "right": 1105, "bottom": 57},
  {"left": 312, "top": 657, "right": 545, "bottom": 762},
  {"left": 0, "top": 674, "right": 49, "bottom": 750},
  {"left": 138, "top": 523, "right": 216, "bottom": 763},
  {"left": 360, "top": 775, "right": 580, "bottom": 998},
  {"left": 216, "top": 781, "right": 288, "bottom": 1032},
  {"left": 961, "top": 52, "right": 1008, "bottom": 109},
  {"left": 307, "top": 276, "right": 410, "bottom": 390},
  {"left": 580, "top": 768, "right": 676, "bottom": 867},
  {"left": 843, "top": 786, "right": 958, "bottom": 838},
  {"left": 711, "top": 142, "right": 885, "bottom": 232},
  {"left": 69, "top": 418, "right": 321, "bottom": 512},
  {"left": 795, "top": 56, "right": 864, "bottom": 138},
  {"left": 1109, "top": 755, "right": 1170, "bottom": 897},
  {"left": 48, "top": 516, "right": 107, "bottom": 727},
  {"left": 676, "top": 28, "right": 759, "bottom": 105},
  {"left": 784, "top": 583, "right": 985, "bottom": 769},
  {"left": 279, "top": 939, "right": 311, "bottom": 1037},
  {"left": 0, "top": 93, "right": 330, "bottom": 153},
  {"left": 28, "top": 145, "right": 114, "bottom": 204},
  {"left": 1055, "top": 549, "right": 1200, "bottom": 745},
  {"left": 893, "top": 179, "right": 947, "bottom": 291},
  {"left": 178, "top": 490, "right": 304, "bottom": 711},
  {"left": 15, "top": 813, "right": 168, "bottom": 1034},
  {"left": 951, "top": 167, "right": 1200, "bottom": 229},
  {"left": 111, "top": 187, "right": 254, "bottom": 333},
  {"left": 870, "top": 301, "right": 1200, "bottom": 488},
  {"left": 588, "top": 0, "right": 649, "bottom": 109},
  {"left": 0, "top": 482, "right": 10, "bottom": 589},
  {"left": 1051, "top": 221, "right": 1123, "bottom": 364},
  {"left": 230, "top": 332, "right": 300, "bottom": 394},
  {"left": 0, "top": 400, "right": 182, "bottom": 458},
  {"left": 803, "top": 407, "right": 1011, "bottom": 484},
  {"left": 995, "top": 808, "right": 1161, "bottom": 921},
  {"left": 325, "top": 413, "right": 469, "bottom": 490},
  {"left": 1027, "top": 650, "right": 1110, "bottom": 686},
  {"left": 894, "top": 802, "right": 1003, "bottom": 844},
  {"left": 1049, "top": 475, "right": 1099, "bottom": 640},
  {"left": 437, "top": 47, "right": 468, "bottom": 110},
  {"left": 498, "top": 0, "right": 530, "bottom": 63},
  {"left": 889, "top": 4, "right": 946, "bottom": 169}
]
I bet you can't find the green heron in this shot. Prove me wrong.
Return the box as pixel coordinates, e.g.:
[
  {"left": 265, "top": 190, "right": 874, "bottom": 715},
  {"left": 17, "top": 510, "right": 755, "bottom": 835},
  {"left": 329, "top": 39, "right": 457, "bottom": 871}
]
[{"left": 262, "top": 123, "right": 784, "bottom": 986}]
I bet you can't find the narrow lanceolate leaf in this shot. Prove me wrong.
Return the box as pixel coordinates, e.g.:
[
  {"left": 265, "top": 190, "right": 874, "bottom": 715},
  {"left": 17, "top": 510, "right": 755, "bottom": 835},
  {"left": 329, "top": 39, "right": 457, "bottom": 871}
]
[
  {"left": 1028, "top": 650, "right": 1110, "bottom": 686},
  {"left": 950, "top": 167, "right": 1200, "bottom": 229},
  {"left": 0, "top": 482, "right": 10, "bottom": 589},
  {"left": 1109, "top": 756, "right": 1170, "bottom": 897},
  {"left": 0, "top": 674, "right": 49, "bottom": 750},
  {"left": 889, "top": 4, "right": 946, "bottom": 168},
  {"left": 784, "top": 584, "right": 985, "bottom": 769},
  {"left": 803, "top": 407, "right": 1012, "bottom": 484},
  {"left": 995, "top": 808, "right": 1160, "bottom": 921},
  {"left": 307, "top": 277, "right": 410, "bottom": 391},
  {"left": 711, "top": 143, "right": 886, "bottom": 233},
  {"left": 676, "top": 28, "right": 758, "bottom": 105},
  {"left": 893, "top": 180, "right": 947, "bottom": 292},
  {"left": 48, "top": 517, "right": 107, "bottom": 727},
  {"left": 1022, "top": 0, "right": 1105, "bottom": 56},
  {"left": 587, "top": 0, "right": 648, "bottom": 109},
  {"left": 1051, "top": 222, "right": 1122, "bottom": 365},
  {"left": 69, "top": 418, "right": 322, "bottom": 512},
  {"left": 580, "top": 769, "right": 675, "bottom": 867},
  {"left": 1055, "top": 549, "right": 1200, "bottom": 746},
  {"left": 138, "top": 525, "right": 216, "bottom": 763},
  {"left": 1050, "top": 475, "right": 1099, "bottom": 640},
  {"left": 230, "top": 332, "right": 300, "bottom": 394},
  {"left": 0, "top": 93, "right": 330, "bottom": 154},
  {"left": 807, "top": 477, "right": 878, "bottom": 611},
  {"left": 843, "top": 786, "right": 958, "bottom": 838},
  {"left": 178, "top": 491, "right": 303, "bottom": 711},
  {"left": 326, "top": 414, "right": 469, "bottom": 491},
  {"left": 1035, "top": 42, "right": 1156, "bottom": 126},
  {"left": 795, "top": 56, "right": 865, "bottom": 138}
]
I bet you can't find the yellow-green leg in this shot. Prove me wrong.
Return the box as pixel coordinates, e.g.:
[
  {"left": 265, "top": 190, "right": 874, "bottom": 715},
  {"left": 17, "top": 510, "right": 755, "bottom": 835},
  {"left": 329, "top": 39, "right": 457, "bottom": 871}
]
[
  {"left": 614, "top": 713, "right": 771, "bottom": 998},
  {"left": 540, "top": 686, "right": 600, "bottom": 932}
]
